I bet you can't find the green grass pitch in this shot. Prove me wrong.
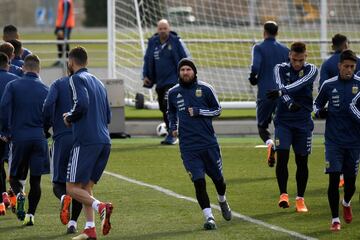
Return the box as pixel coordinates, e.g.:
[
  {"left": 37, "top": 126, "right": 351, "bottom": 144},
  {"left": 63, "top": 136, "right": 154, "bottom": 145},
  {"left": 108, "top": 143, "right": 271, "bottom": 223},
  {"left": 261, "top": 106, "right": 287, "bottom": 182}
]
[{"left": 0, "top": 136, "right": 359, "bottom": 239}]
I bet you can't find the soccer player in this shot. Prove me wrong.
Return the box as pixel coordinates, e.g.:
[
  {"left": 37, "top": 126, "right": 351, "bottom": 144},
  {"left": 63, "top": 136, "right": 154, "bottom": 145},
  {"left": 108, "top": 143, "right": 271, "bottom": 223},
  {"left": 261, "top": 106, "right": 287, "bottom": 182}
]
[
  {"left": 168, "top": 58, "right": 232, "bottom": 230},
  {"left": 63, "top": 46, "right": 113, "bottom": 240},
  {"left": 0, "top": 52, "right": 19, "bottom": 215},
  {"left": 2, "top": 25, "right": 32, "bottom": 60},
  {"left": 314, "top": 49, "right": 360, "bottom": 231},
  {"left": 0, "top": 42, "right": 23, "bottom": 77},
  {"left": 248, "top": 21, "right": 289, "bottom": 167},
  {"left": 0, "top": 54, "right": 49, "bottom": 225},
  {"left": 267, "top": 42, "right": 318, "bottom": 212},
  {"left": 43, "top": 75, "right": 83, "bottom": 234},
  {"left": 319, "top": 34, "right": 360, "bottom": 88},
  {"left": 53, "top": 0, "right": 75, "bottom": 67},
  {"left": 142, "top": 19, "right": 190, "bottom": 145},
  {"left": 8, "top": 39, "right": 24, "bottom": 68}
]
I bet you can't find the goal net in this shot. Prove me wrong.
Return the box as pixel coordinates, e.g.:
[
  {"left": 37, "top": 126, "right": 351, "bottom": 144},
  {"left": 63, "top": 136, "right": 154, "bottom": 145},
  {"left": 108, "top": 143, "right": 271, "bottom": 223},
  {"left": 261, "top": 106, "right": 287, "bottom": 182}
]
[{"left": 109, "top": 0, "right": 360, "bottom": 108}]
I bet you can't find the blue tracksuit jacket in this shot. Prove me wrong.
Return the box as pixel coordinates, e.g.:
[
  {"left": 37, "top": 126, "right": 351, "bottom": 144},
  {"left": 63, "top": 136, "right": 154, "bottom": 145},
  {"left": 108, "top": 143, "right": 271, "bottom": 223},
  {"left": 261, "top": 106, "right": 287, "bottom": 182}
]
[
  {"left": 43, "top": 76, "right": 72, "bottom": 139},
  {"left": 167, "top": 80, "right": 221, "bottom": 152},
  {"left": 66, "top": 68, "right": 111, "bottom": 145},
  {"left": 250, "top": 37, "right": 289, "bottom": 99},
  {"left": 274, "top": 62, "right": 318, "bottom": 122},
  {"left": 314, "top": 74, "right": 360, "bottom": 147},
  {"left": 142, "top": 31, "right": 190, "bottom": 89},
  {"left": 319, "top": 51, "right": 360, "bottom": 88},
  {"left": 0, "top": 72, "right": 48, "bottom": 141}
]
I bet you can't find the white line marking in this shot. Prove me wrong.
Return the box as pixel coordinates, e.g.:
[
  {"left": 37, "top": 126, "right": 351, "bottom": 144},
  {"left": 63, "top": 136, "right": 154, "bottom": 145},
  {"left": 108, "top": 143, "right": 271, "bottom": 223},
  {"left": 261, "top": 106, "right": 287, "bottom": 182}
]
[
  {"left": 104, "top": 171, "right": 317, "bottom": 240},
  {"left": 255, "top": 145, "right": 268, "bottom": 148}
]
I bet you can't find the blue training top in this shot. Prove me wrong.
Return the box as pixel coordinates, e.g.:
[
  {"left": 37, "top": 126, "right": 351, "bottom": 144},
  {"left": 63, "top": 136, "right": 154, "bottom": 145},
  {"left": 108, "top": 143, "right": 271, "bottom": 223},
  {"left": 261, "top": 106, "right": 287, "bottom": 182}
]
[
  {"left": 168, "top": 80, "right": 221, "bottom": 152},
  {"left": 250, "top": 37, "right": 289, "bottom": 99},
  {"left": 274, "top": 62, "right": 318, "bottom": 122},
  {"left": 0, "top": 72, "right": 49, "bottom": 141},
  {"left": 314, "top": 74, "right": 360, "bottom": 147},
  {"left": 142, "top": 31, "right": 190, "bottom": 89},
  {"left": 66, "top": 68, "right": 111, "bottom": 146},
  {"left": 43, "top": 76, "right": 72, "bottom": 140}
]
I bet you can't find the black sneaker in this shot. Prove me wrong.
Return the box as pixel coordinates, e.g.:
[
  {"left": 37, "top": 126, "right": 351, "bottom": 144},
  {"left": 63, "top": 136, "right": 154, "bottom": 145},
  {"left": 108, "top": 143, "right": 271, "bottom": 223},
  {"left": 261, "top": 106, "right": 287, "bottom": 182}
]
[
  {"left": 67, "top": 225, "right": 77, "bottom": 234},
  {"left": 16, "top": 193, "right": 26, "bottom": 221},
  {"left": 203, "top": 217, "right": 216, "bottom": 230},
  {"left": 219, "top": 200, "right": 232, "bottom": 221}
]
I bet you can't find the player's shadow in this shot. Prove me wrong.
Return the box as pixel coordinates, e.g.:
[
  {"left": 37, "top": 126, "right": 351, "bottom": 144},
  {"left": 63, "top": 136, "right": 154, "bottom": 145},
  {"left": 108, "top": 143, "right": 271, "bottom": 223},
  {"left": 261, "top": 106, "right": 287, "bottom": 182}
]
[
  {"left": 226, "top": 176, "right": 275, "bottom": 185},
  {"left": 117, "top": 228, "right": 203, "bottom": 240}
]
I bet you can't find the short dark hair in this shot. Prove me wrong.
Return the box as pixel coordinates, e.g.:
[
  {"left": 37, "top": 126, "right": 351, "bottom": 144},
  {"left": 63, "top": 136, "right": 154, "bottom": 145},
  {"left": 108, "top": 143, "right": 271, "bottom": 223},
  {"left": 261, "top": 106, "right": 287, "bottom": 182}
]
[
  {"left": 290, "top": 42, "right": 306, "bottom": 53},
  {"left": 3, "top": 25, "right": 17, "bottom": 35},
  {"left": 332, "top": 34, "right": 348, "bottom": 48},
  {"left": 264, "top": 21, "right": 278, "bottom": 36},
  {"left": 0, "top": 42, "right": 14, "bottom": 59},
  {"left": 339, "top": 49, "right": 357, "bottom": 63},
  {"left": 0, "top": 52, "right": 9, "bottom": 68},
  {"left": 7, "top": 39, "right": 22, "bottom": 57},
  {"left": 24, "top": 54, "right": 40, "bottom": 71},
  {"left": 69, "top": 46, "right": 88, "bottom": 66}
]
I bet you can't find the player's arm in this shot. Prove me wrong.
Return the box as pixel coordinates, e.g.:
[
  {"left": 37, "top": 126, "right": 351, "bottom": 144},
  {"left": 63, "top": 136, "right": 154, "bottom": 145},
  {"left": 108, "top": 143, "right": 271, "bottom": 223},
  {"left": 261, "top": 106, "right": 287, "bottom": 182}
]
[
  {"left": 43, "top": 81, "right": 59, "bottom": 130},
  {"left": 349, "top": 91, "right": 360, "bottom": 123},
  {"left": 313, "top": 83, "right": 329, "bottom": 119},
  {"left": 105, "top": 93, "right": 112, "bottom": 124},
  {"left": 189, "top": 85, "right": 221, "bottom": 117},
  {"left": 178, "top": 38, "right": 191, "bottom": 59},
  {"left": 142, "top": 39, "right": 154, "bottom": 86},
  {"left": 249, "top": 44, "right": 261, "bottom": 85},
  {"left": 281, "top": 64, "right": 318, "bottom": 94},
  {"left": 167, "top": 91, "right": 178, "bottom": 135},
  {"left": 319, "top": 62, "right": 329, "bottom": 90},
  {"left": 65, "top": 75, "right": 89, "bottom": 123},
  {"left": 0, "top": 83, "right": 13, "bottom": 138}
]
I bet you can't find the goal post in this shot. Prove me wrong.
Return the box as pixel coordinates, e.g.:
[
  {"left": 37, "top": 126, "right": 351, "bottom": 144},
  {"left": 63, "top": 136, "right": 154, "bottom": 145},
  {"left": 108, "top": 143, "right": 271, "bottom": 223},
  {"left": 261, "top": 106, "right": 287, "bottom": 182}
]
[{"left": 108, "top": 0, "right": 360, "bottom": 109}]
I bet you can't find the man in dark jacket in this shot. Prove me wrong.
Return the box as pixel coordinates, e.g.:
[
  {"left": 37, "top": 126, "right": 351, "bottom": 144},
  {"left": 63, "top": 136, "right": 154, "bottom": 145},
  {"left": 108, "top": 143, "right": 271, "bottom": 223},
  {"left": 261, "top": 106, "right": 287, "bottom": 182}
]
[
  {"left": 142, "top": 19, "right": 190, "bottom": 144},
  {"left": 168, "top": 58, "right": 232, "bottom": 230}
]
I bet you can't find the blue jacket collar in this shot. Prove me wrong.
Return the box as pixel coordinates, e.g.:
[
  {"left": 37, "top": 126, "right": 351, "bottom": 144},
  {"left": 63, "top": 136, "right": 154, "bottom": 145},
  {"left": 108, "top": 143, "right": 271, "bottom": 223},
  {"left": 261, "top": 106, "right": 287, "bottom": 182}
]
[
  {"left": 74, "top": 68, "right": 88, "bottom": 74},
  {"left": 24, "top": 72, "right": 39, "bottom": 78},
  {"left": 0, "top": 68, "right": 7, "bottom": 73}
]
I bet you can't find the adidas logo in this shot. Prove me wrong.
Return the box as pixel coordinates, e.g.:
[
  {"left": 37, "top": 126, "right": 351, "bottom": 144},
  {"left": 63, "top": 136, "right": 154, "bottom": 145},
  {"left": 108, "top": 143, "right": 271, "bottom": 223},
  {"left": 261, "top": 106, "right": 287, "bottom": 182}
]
[
  {"left": 177, "top": 93, "right": 182, "bottom": 98},
  {"left": 332, "top": 88, "right": 338, "bottom": 93}
]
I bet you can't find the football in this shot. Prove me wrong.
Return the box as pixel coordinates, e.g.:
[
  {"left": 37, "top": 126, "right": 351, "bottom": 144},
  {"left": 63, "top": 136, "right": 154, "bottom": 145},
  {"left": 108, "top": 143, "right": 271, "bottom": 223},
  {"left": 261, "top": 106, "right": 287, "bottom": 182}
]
[{"left": 156, "top": 122, "right": 168, "bottom": 137}]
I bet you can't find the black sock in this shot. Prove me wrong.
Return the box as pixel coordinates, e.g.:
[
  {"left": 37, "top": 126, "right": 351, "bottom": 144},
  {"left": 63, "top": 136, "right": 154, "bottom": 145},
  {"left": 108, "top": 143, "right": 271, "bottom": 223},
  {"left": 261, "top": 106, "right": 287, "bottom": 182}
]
[
  {"left": 28, "top": 175, "right": 41, "bottom": 215},
  {"left": 276, "top": 149, "right": 290, "bottom": 194},
  {"left": 295, "top": 154, "right": 309, "bottom": 197},
  {"left": 71, "top": 199, "right": 83, "bottom": 221},
  {"left": 328, "top": 173, "right": 340, "bottom": 218},
  {"left": 258, "top": 125, "right": 271, "bottom": 143},
  {"left": 52, "top": 182, "right": 66, "bottom": 200},
  {"left": 193, "top": 178, "right": 210, "bottom": 209},
  {"left": 10, "top": 177, "right": 23, "bottom": 195},
  {"left": 0, "top": 160, "right": 6, "bottom": 202},
  {"left": 212, "top": 177, "right": 226, "bottom": 197},
  {"left": 344, "top": 175, "right": 356, "bottom": 204}
]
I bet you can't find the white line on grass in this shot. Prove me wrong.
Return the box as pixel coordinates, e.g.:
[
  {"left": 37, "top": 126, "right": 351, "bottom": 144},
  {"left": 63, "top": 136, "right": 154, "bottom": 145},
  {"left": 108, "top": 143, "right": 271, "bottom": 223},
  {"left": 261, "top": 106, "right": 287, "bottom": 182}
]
[{"left": 104, "top": 171, "right": 318, "bottom": 240}]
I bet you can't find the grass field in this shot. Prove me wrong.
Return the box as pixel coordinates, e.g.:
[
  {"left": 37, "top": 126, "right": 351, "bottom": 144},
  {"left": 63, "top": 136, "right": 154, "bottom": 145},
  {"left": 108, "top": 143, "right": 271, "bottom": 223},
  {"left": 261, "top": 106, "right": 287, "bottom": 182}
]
[{"left": 0, "top": 136, "right": 359, "bottom": 239}]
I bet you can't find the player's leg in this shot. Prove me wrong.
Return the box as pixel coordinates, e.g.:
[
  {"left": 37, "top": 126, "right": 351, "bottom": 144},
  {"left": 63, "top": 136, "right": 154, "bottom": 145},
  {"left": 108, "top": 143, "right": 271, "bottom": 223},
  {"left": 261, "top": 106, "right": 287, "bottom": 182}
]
[
  {"left": 157, "top": 85, "right": 177, "bottom": 145},
  {"left": 325, "top": 145, "right": 343, "bottom": 231},
  {"left": 182, "top": 150, "right": 215, "bottom": 229},
  {"left": 274, "top": 122, "right": 292, "bottom": 208},
  {"left": 205, "top": 146, "right": 232, "bottom": 221},
  {"left": 23, "top": 175, "right": 41, "bottom": 226},
  {"left": 68, "top": 144, "right": 112, "bottom": 238},
  {"left": 64, "top": 27, "right": 72, "bottom": 58},
  {"left": 292, "top": 124, "right": 312, "bottom": 212},
  {"left": 0, "top": 141, "right": 7, "bottom": 214},
  {"left": 257, "top": 99, "right": 277, "bottom": 167},
  {"left": 67, "top": 199, "right": 83, "bottom": 234},
  {"left": 340, "top": 148, "right": 360, "bottom": 224}
]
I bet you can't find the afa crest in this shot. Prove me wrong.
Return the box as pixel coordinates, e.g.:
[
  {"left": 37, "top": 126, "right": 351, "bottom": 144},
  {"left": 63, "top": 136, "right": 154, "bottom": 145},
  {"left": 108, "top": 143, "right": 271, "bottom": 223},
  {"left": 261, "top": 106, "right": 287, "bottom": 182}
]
[
  {"left": 325, "top": 161, "right": 330, "bottom": 169},
  {"left": 299, "top": 70, "right": 304, "bottom": 77},
  {"left": 352, "top": 85, "right": 358, "bottom": 94},
  {"left": 195, "top": 88, "right": 202, "bottom": 97},
  {"left": 275, "top": 139, "right": 280, "bottom": 146},
  {"left": 168, "top": 44, "right": 172, "bottom": 50}
]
